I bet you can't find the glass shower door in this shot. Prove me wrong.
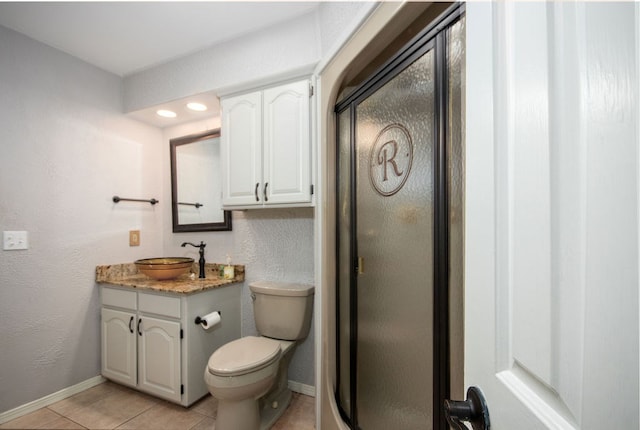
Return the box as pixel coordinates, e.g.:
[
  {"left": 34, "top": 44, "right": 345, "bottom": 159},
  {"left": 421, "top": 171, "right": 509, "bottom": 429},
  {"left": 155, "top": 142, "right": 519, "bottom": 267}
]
[
  {"left": 335, "top": 7, "right": 465, "bottom": 429},
  {"left": 354, "top": 46, "right": 436, "bottom": 429}
]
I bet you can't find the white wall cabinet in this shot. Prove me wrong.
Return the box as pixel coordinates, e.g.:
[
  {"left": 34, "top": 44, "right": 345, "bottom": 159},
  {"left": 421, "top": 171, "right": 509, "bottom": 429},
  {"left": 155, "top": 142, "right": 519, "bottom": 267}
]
[
  {"left": 100, "top": 284, "right": 240, "bottom": 406},
  {"left": 221, "top": 79, "right": 313, "bottom": 208}
]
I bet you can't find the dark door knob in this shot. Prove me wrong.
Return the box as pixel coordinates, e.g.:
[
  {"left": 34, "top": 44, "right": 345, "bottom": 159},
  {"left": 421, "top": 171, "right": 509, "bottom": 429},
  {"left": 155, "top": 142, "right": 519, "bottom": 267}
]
[{"left": 444, "top": 386, "right": 490, "bottom": 430}]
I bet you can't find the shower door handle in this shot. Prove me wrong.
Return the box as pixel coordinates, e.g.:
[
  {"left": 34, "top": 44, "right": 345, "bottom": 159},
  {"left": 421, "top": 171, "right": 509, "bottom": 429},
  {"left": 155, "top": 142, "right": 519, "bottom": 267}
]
[{"left": 444, "top": 386, "right": 490, "bottom": 430}]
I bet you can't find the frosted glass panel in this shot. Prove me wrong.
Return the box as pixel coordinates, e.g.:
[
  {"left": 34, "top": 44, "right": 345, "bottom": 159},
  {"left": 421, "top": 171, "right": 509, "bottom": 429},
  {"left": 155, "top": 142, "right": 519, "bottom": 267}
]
[
  {"left": 337, "top": 108, "right": 352, "bottom": 416},
  {"left": 355, "top": 49, "right": 435, "bottom": 429}
]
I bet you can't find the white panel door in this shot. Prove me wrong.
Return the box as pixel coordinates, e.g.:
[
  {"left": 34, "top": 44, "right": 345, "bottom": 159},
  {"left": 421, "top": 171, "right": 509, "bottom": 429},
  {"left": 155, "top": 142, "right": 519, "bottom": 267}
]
[
  {"left": 464, "top": 2, "right": 639, "bottom": 429},
  {"left": 221, "top": 91, "right": 263, "bottom": 206},
  {"left": 138, "top": 316, "right": 182, "bottom": 403},
  {"left": 263, "top": 80, "right": 311, "bottom": 204}
]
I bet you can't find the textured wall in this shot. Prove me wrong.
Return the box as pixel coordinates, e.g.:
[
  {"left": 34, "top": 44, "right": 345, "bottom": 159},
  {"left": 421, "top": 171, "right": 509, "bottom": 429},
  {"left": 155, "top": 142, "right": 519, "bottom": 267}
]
[
  {"left": 0, "top": 26, "right": 163, "bottom": 413},
  {"left": 317, "top": 2, "right": 377, "bottom": 62}
]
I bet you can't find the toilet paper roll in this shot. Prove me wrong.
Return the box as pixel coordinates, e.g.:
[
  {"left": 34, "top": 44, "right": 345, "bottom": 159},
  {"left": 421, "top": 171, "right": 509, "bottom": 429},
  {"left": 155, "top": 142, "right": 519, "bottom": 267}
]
[{"left": 200, "top": 311, "right": 221, "bottom": 329}]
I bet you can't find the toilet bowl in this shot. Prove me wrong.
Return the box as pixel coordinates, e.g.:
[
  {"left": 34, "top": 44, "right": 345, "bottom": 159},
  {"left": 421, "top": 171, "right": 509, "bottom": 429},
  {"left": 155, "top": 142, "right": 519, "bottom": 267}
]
[{"left": 204, "top": 281, "right": 314, "bottom": 430}]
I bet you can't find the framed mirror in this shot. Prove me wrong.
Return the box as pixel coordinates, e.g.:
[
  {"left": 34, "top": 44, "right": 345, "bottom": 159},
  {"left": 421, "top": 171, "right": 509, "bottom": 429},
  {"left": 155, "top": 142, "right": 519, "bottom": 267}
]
[{"left": 170, "top": 129, "right": 232, "bottom": 232}]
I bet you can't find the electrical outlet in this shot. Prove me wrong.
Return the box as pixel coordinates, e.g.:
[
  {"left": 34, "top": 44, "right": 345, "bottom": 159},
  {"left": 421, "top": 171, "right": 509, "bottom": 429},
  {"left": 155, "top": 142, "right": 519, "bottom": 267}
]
[
  {"left": 3, "top": 231, "right": 28, "bottom": 250},
  {"left": 129, "top": 230, "right": 140, "bottom": 247}
]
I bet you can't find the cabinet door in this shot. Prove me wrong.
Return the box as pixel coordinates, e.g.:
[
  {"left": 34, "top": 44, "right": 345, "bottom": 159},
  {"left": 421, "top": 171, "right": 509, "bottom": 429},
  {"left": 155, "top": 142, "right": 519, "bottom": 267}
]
[
  {"left": 263, "top": 80, "right": 312, "bottom": 204},
  {"left": 138, "top": 316, "right": 182, "bottom": 403},
  {"left": 221, "top": 91, "right": 263, "bottom": 206},
  {"left": 101, "top": 308, "right": 137, "bottom": 388}
]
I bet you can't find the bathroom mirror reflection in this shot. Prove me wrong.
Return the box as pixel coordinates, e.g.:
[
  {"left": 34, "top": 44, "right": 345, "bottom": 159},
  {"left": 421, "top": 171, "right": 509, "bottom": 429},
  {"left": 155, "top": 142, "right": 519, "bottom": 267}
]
[{"left": 170, "top": 129, "right": 232, "bottom": 232}]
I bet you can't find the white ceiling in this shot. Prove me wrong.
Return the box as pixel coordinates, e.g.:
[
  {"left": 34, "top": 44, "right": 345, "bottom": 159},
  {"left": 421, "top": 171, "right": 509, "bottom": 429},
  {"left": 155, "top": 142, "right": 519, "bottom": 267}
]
[
  {"left": 0, "top": 2, "right": 321, "bottom": 127},
  {"left": 0, "top": 2, "right": 320, "bottom": 77}
]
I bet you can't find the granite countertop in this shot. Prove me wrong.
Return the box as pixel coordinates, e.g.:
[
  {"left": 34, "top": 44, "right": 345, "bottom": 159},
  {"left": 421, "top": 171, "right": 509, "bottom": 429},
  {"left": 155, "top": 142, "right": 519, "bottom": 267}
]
[{"left": 95, "top": 262, "right": 244, "bottom": 295}]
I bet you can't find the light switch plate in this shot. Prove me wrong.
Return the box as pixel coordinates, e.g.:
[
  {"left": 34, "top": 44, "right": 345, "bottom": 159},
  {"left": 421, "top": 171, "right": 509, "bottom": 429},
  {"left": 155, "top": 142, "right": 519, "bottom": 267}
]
[
  {"left": 129, "top": 230, "right": 140, "bottom": 247},
  {"left": 3, "top": 231, "right": 28, "bottom": 250}
]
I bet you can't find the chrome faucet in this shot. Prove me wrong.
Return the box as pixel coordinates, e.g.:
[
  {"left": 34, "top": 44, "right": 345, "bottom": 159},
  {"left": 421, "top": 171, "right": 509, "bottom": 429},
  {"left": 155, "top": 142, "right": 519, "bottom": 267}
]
[{"left": 181, "top": 241, "right": 206, "bottom": 279}]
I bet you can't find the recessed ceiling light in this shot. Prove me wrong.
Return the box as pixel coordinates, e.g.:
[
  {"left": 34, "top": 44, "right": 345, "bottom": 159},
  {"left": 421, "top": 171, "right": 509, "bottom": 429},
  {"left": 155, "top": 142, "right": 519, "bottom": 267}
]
[
  {"left": 186, "top": 102, "right": 208, "bottom": 112},
  {"left": 156, "top": 109, "right": 177, "bottom": 118}
]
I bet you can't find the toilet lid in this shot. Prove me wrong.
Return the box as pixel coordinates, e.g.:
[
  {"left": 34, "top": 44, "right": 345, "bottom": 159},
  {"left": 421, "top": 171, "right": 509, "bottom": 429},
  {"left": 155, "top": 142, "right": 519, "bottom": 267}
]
[{"left": 207, "top": 336, "right": 281, "bottom": 377}]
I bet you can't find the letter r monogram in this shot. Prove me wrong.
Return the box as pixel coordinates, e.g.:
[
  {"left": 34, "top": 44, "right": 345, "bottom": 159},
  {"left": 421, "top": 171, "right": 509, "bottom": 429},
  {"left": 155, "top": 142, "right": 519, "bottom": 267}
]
[{"left": 376, "top": 140, "right": 404, "bottom": 182}]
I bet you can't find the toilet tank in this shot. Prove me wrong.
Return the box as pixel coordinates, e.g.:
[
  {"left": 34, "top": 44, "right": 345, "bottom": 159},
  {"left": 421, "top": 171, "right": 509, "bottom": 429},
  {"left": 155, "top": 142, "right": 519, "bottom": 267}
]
[{"left": 249, "top": 281, "right": 314, "bottom": 340}]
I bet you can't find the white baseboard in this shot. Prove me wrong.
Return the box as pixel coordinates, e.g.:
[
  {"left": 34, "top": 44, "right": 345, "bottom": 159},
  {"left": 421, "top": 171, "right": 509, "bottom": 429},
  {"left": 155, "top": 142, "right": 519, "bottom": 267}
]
[
  {"left": 0, "top": 375, "right": 106, "bottom": 425},
  {"left": 288, "top": 380, "right": 315, "bottom": 397}
]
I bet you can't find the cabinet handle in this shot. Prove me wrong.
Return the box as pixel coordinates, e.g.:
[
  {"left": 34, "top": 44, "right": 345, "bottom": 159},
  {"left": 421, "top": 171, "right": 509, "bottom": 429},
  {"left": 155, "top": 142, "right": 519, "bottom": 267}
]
[
  {"left": 255, "top": 183, "right": 260, "bottom": 202},
  {"left": 264, "top": 182, "right": 269, "bottom": 202},
  {"left": 137, "top": 318, "right": 142, "bottom": 336},
  {"left": 128, "top": 316, "right": 134, "bottom": 334}
]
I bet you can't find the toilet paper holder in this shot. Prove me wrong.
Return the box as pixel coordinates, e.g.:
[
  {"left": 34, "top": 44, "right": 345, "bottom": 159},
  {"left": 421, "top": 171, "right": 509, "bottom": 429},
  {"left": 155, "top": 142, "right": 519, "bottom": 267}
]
[{"left": 195, "top": 312, "right": 221, "bottom": 325}]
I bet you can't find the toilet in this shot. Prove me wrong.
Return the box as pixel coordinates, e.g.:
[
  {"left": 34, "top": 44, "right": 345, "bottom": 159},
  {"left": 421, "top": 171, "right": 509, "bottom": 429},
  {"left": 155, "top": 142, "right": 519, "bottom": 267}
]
[{"left": 204, "top": 281, "right": 314, "bottom": 430}]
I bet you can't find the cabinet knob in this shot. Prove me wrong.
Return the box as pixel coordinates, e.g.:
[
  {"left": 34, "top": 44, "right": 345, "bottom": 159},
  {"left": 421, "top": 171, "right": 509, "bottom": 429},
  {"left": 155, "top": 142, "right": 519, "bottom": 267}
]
[
  {"left": 264, "top": 182, "right": 269, "bottom": 202},
  {"left": 255, "top": 183, "right": 260, "bottom": 202},
  {"left": 128, "top": 316, "right": 134, "bottom": 334},
  {"left": 137, "top": 318, "right": 142, "bottom": 336}
]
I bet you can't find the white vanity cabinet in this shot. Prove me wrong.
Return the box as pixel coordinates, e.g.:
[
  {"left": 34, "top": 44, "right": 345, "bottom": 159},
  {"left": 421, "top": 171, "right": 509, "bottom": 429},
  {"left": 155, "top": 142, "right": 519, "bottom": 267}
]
[
  {"left": 221, "top": 79, "right": 313, "bottom": 208},
  {"left": 100, "top": 284, "right": 240, "bottom": 406}
]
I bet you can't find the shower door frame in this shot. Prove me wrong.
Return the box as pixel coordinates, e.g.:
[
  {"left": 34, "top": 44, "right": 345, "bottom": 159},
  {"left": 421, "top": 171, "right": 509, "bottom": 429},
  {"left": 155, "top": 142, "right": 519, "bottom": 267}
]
[{"left": 334, "top": 4, "right": 465, "bottom": 429}]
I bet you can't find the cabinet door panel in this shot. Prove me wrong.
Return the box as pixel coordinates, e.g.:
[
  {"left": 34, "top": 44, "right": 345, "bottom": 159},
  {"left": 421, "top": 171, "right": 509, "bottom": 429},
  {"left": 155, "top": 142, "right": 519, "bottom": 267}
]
[
  {"left": 138, "top": 316, "right": 181, "bottom": 402},
  {"left": 101, "top": 308, "right": 137, "bottom": 388},
  {"left": 221, "top": 92, "right": 263, "bottom": 206},
  {"left": 263, "top": 80, "right": 311, "bottom": 204}
]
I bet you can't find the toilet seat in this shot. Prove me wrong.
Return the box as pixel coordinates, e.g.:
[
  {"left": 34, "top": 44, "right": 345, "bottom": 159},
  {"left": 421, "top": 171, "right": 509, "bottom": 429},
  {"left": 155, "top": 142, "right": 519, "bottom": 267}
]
[{"left": 207, "top": 336, "right": 281, "bottom": 377}]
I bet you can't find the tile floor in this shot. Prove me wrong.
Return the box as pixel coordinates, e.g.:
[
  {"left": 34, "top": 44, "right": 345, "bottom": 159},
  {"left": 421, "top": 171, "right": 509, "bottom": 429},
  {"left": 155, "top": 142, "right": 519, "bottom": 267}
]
[{"left": 0, "top": 381, "right": 315, "bottom": 430}]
